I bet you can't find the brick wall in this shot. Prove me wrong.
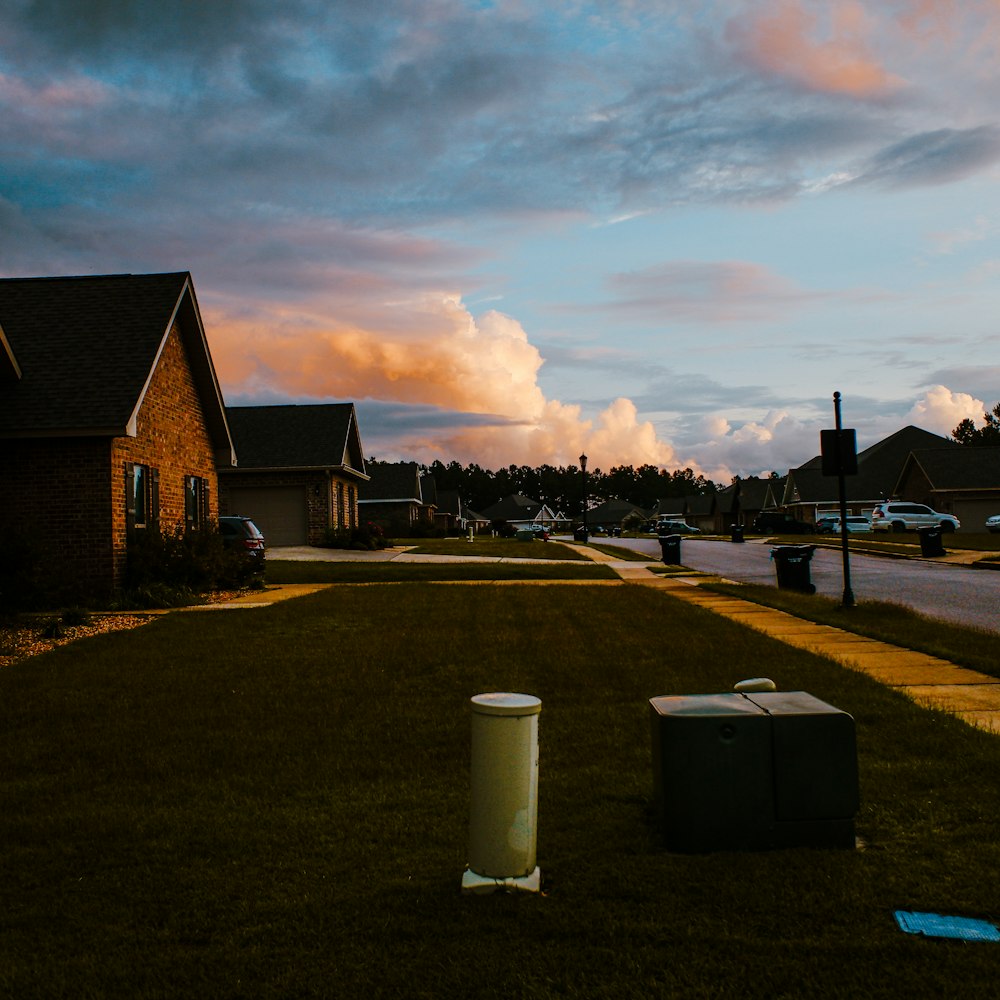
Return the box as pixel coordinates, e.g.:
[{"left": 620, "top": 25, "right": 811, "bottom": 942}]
[
  {"left": 0, "top": 436, "right": 114, "bottom": 601},
  {"left": 111, "top": 323, "right": 219, "bottom": 583}
]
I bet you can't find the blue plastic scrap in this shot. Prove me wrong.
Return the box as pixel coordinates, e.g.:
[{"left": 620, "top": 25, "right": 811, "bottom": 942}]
[{"left": 895, "top": 910, "right": 1000, "bottom": 942}]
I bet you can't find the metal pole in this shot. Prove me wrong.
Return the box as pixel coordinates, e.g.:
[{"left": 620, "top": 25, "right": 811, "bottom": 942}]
[
  {"left": 834, "top": 392, "right": 855, "bottom": 608},
  {"left": 580, "top": 453, "right": 588, "bottom": 537}
]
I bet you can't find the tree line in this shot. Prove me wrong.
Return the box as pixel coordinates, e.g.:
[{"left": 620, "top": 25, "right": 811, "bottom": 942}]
[
  {"left": 417, "top": 460, "right": 720, "bottom": 515},
  {"left": 953, "top": 402, "right": 1000, "bottom": 446}
]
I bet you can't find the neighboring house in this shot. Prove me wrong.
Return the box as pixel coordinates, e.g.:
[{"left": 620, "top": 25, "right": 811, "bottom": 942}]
[
  {"left": 894, "top": 447, "right": 1000, "bottom": 532},
  {"left": 655, "top": 493, "right": 716, "bottom": 533},
  {"left": 479, "top": 494, "right": 558, "bottom": 530},
  {"left": 219, "top": 404, "right": 369, "bottom": 546},
  {"left": 781, "top": 426, "right": 959, "bottom": 525},
  {"left": 435, "top": 489, "right": 490, "bottom": 533},
  {"left": 360, "top": 461, "right": 437, "bottom": 532},
  {"left": 587, "top": 499, "right": 650, "bottom": 528},
  {"left": 0, "top": 272, "right": 234, "bottom": 601},
  {"left": 712, "top": 476, "right": 783, "bottom": 533}
]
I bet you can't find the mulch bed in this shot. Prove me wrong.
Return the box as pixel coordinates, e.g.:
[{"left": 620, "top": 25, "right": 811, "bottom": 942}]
[
  {"left": 0, "top": 614, "right": 156, "bottom": 668},
  {"left": 0, "top": 590, "right": 247, "bottom": 668}
]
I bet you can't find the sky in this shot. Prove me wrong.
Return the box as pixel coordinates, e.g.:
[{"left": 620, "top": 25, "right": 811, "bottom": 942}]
[{"left": 2, "top": 0, "right": 999, "bottom": 482}]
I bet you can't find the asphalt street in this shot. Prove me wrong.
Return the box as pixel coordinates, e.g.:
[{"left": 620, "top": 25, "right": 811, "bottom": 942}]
[{"left": 610, "top": 536, "right": 1000, "bottom": 635}]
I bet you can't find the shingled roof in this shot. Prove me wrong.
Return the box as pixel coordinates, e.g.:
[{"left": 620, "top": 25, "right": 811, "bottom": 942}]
[
  {"left": 897, "top": 447, "right": 1000, "bottom": 493},
  {"left": 0, "top": 272, "right": 234, "bottom": 464},
  {"left": 785, "top": 425, "right": 957, "bottom": 503},
  {"left": 225, "top": 403, "right": 367, "bottom": 478}
]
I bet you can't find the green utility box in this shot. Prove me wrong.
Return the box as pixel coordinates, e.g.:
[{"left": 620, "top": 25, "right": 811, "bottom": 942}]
[{"left": 649, "top": 691, "right": 858, "bottom": 852}]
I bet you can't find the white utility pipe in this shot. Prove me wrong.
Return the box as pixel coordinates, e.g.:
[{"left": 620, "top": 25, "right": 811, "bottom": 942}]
[{"left": 462, "top": 692, "right": 542, "bottom": 894}]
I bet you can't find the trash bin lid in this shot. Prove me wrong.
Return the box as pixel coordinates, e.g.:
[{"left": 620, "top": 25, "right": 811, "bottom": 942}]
[{"left": 471, "top": 692, "right": 542, "bottom": 716}]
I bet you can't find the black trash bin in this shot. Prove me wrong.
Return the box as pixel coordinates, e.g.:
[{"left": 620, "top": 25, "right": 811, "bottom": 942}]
[
  {"left": 658, "top": 533, "right": 682, "bottom": 565},
  {"left": 770, "top": 545, "right": 816, "bottom": 594},
  {"left": 917, "top": 525, "right": 946, "bottom": 557},
  {"left": 730, "top": 524, "right": 745, "bottom": 543},
  {"left": 573, "top": 526, "right": 589, "bottom": 543}
]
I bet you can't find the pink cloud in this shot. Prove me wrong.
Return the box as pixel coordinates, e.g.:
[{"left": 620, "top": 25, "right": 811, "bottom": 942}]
[
  {"left": 726, "top": 0, "right": 904, "bottom": 97},
  {"left": 205, "top": 291, "right": 684, "bottom": 470}
]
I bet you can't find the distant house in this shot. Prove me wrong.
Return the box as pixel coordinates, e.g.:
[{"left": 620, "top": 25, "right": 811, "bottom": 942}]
[
  {"left": 360, "top": 461, "right": 437, "bottom": 532},
  {"left": 219, "top": 403, "right": 369, "bottom": 546},
  {"left": 894, "top": 447, "right": 1000, "bottom": 532},
  {"left": 479, "top": 494, "right": 558, "bottom": 531},
  {"left": 435, "top": 489, "right": 490, "bottom": 534},
  {"left": 587, "top": 499, "right": 650, "bottom": 529},
  {"left": 781, "top": 426, "right": 959, "bottom": 524},
  {"left": 0, "top": 272, "right": 234, "bottom": 601},
  {"left": 712, "top": 476, "right": 783, "bottom": 533}
]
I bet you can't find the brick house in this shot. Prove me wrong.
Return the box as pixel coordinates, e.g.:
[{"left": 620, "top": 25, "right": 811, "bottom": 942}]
[
  {"left": 0, "top": 272, "right": 234, "bottom": 602},
  {"left": 359, "top": 461, "right": 437, "bottom": 533},
  {"left": 219, "top": 404, "right": 369, "bottom": 546}
]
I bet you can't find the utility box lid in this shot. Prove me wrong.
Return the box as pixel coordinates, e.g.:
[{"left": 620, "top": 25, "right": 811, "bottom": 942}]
[
  {"left": 650, "top": 693, "right": 766, "bottom": 718},
  {"left": 471, "top": 692, "right": 542, "bottom": 717}
]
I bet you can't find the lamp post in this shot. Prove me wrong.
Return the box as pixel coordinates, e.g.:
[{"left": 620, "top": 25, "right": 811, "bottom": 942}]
[{"left": 579, "top": 453, "right": 588, "bottom": 540}]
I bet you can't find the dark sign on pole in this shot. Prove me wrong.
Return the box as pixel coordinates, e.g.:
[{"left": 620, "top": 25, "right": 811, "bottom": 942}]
[{"left": 820, "top": 429, "right": 858, "bottom": 477}]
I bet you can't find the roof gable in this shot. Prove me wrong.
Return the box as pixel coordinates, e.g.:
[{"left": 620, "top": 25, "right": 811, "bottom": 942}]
[
  {"left": 362, "top": 461, "right": 425, "bottom": 501},
  {"left": 0, "top": 322, "right": 21, "bottom": 383},
  {"left": 226, "top": 403, "right": 367, "bottom": 477},
  {"left": 899, "top": 447, "right": 1000, "bottom": 492},
  {"left": 786, "top": 425, "right": 957, "bottom": 503},
  {"left": 0, "top": 272, "right": 234, "bottom": 464}
]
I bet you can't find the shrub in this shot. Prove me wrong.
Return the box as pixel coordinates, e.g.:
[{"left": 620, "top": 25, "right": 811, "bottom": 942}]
[
  {"left": 122, "top": 525, "right": 263, "bottom": 605},
  {"left": 321, "top": 522, "right": 389, "bottom": 550}
]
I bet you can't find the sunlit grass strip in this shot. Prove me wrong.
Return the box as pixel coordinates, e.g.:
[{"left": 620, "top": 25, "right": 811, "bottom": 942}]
[
  {"left": 704, "top": 580, "right": 1000, "bottom": 679},
  {"left": 402, "top": 538, "right": 589, "bottom": 560}
]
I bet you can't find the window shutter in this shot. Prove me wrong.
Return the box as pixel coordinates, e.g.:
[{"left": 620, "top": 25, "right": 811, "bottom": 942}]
[
  {"left": 125, "top": 462, "right": 136, "bottom": 532},
  {"left": 201, "top": 478, "right": 210, "bottom": 527},
  {"left": 150, "top": 468, "right": 160, "bottom": 528}
]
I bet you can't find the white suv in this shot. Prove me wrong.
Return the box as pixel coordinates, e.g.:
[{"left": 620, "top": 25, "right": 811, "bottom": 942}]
[{"left": 870, "top": 502, "right": 959, "bottom": 533}]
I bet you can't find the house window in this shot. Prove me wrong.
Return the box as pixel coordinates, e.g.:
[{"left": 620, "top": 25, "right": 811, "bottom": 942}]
[
  {"left": 185, "top": 475, "right": 209, "bottom": 530},
  {"left": 337, "top": 482, "right": 346, "bottom": 529},
  {"left": 126, "top": 462, "right": 159, "bottom": 533}
]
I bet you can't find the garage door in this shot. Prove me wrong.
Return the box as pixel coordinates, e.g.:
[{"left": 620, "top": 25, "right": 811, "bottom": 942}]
[{"left": 228, "top": 486, "right": 308, "bottom": 546}]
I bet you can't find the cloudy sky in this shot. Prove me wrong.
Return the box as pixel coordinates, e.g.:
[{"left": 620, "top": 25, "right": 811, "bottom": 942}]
[{"left": 3, "top": 1, "right": 999, "bottom": 480}]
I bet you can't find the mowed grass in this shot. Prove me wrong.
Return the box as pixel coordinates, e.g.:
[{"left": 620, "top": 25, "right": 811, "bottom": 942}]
[{"left": 2, "top": 582, "right": 1000, "bottom": 997}]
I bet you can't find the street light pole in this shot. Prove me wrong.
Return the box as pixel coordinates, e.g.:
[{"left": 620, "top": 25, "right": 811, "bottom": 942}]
[
  {"left": 834, "top": 392, "right": 855, "bottom": 608},
  {"left": 579, "top": 453, "right": 588, "bottom": 539}
]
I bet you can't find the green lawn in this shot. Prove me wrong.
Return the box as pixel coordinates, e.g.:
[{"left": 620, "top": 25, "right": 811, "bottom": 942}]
[{"left": 2, "top": 581, "right": 1000, "bottom": 997}]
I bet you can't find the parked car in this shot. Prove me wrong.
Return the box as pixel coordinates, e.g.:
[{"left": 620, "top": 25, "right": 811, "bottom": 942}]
[
  {"left": 219, "top": 515, "right": 266, "bottom": 556},
  {"left": 814, "top": 516, "right": 839, "bottom": 534},
  {"left": 751, "top": 511, "right": 813, "bottom": 535},
  {"left": 987, "top": 514, "right": 1000, "bottom": 534},
  {"left": 827, "top": 516, "right": 872, "bottom": 534},
  {"left": 870, "top": 502, "right": 959, "bottom": 533},
  {"left": 656, "top": 520, "right": 702, "bottom": 535},
  {"left": 527, "top": 524, "right": 550, "bottom": 540}
]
